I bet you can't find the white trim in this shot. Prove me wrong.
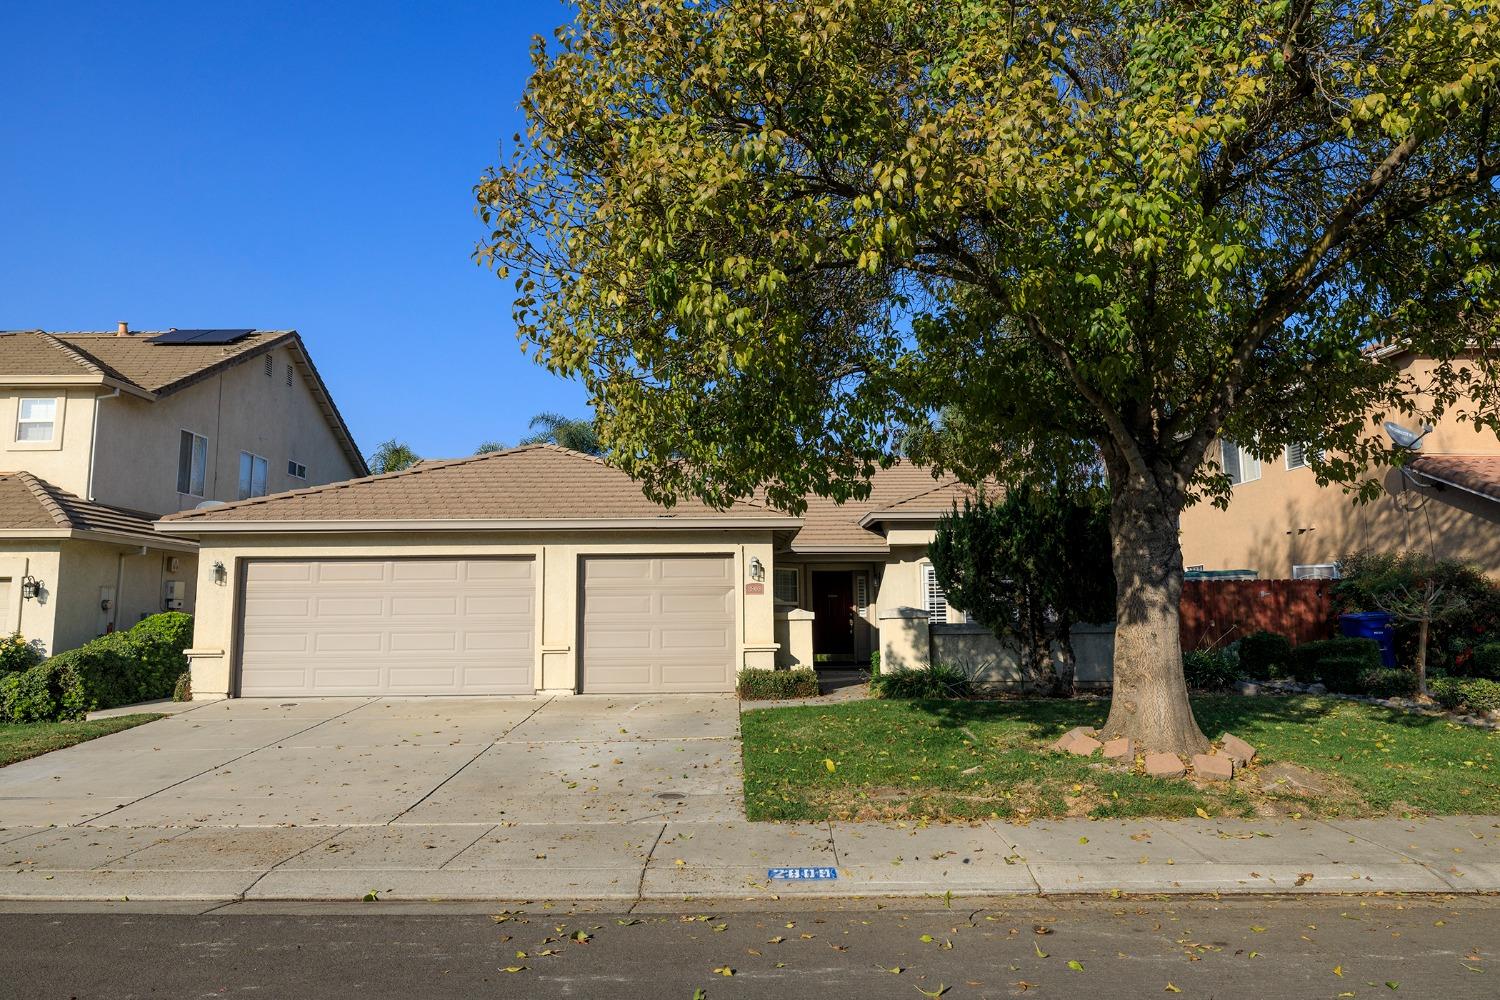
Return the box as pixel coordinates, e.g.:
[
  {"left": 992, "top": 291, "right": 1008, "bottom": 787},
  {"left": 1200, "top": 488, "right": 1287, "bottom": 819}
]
[
  {"left": 857, "top": 509, "right": 950, "bottom": 528},
  {"left": 1221, "top": 439, "right": 1261, "bottom": 486},
  {"left": 237, "top": 450, "right": 269, "bottom": 500},
  {"left": 921, "top": 562, "right": 949, "bottom": 625},
  {"left": 156, "top": 516, "right": 803, "bottom": 535},
  {"left": 773, "top": 564, "right": 801, "bottom": 604},
  {"left": 0, "top": 527, "right": 198, "bottom": 552},
  {"left": 1292, "top": 563, "right": 1341, "bottom": 580}
]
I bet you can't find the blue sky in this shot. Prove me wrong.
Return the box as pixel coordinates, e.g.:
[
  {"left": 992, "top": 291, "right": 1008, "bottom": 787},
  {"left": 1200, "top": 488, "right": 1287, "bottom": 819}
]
[{"left": 0, "top": 0, "right": 588, "bottom": 461}]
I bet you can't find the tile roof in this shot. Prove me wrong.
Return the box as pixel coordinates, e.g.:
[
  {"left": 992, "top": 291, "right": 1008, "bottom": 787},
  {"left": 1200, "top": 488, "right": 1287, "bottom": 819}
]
[
  {"left": 0, "top": 472, "right": 170, "bottom": 543},
  {"left": 162, "top": 444, "right": 795, "bottom": 525},
  {"left": 786, "top": 462, "right": 976, "bottom": 553},
  {"left": 0, "top": 329, "right": 294, "bottom": 395},
  {"left": 0, "top": 329, "right": 366, "bottom": 476},
  {"left": 1409, "top": 454, "right": 1500, "bottom": 503}
]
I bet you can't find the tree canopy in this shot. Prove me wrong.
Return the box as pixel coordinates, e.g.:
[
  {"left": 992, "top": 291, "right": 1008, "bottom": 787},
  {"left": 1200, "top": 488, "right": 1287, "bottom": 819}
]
[
  {"left": 479, "top": 0, "right": 1500, "bottom": 751},
  {"left": 368, "top": 439, "right": 421, "bottom": 474},
  {"left": 518, "top": 411, "right": 604, "bottom": 454}
]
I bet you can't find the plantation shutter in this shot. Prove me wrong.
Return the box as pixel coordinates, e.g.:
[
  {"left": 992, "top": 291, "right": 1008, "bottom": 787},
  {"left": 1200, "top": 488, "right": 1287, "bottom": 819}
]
[
  {"left": 923, "top": 564, "right": 948, "bottom": 624},
  {"left": 1286, "top": 442, "right": 1306, "bottom": 469},
  {"left": 1220, "top": 439, "right": 1242, "bottom": 483}
]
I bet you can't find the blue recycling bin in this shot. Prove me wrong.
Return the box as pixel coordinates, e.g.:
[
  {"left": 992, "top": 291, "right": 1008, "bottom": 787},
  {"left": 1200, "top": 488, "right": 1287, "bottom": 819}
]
[{"left": 1338, "top": 611, "right": 1397, "bottom": 668}]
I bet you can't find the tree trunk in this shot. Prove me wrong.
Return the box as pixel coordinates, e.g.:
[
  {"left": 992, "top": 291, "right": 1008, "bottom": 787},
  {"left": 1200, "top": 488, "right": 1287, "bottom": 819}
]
[
  {"left": 1415, "top": 618, "right": 1429, "bottom": 698},
  {"left": 1099, "top": 462, "right": 1210, "bottom": 756}
]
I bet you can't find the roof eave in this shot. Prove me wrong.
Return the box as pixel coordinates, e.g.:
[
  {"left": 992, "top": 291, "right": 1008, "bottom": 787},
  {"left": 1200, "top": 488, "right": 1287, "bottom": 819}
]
[
  {"left": 856, "top": 509, "right": 949, "bottom": 528},
  {"left": 1408, "top": 467, "right": 1500, "bottom": 505},
  {"left": 0, "top": 374, "right": 154, "bottom": 399},
  {"left": 156, "top": 516, "right": 803, "bottom": 535}
]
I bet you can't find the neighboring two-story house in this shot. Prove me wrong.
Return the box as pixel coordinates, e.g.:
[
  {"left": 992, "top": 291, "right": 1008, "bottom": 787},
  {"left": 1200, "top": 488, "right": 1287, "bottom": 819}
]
[
  {"left": 0, "top": 325, "right": 365, "bottom": 653},
  {"left": 1179, "top": 349, "right": 1500, "bottom": 580}
]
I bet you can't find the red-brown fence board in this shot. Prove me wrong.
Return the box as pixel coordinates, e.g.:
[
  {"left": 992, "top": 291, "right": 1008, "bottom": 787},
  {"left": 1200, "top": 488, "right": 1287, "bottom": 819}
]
[{"left": 1179, "top": 579, "right": 1335, "bottom": 650}]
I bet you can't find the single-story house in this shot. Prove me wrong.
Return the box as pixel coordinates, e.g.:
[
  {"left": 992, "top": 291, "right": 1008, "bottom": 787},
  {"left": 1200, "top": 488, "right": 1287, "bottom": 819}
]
[{"left": 159, "top": 444, "right": 979, "bottom": 698}]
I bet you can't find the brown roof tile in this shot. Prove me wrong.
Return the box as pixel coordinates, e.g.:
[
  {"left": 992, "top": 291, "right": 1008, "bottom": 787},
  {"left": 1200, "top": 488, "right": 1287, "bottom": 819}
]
[
  {"left": 786, "top": 462, "right": 969, "bottom": 553},
  {"left": 163, "top": 444, "right": 793, "bottom": 524},
  {"left": 1409, "top": 454, "right": 1500, "bottom": 503},
  {"left": 0, "top": 472, "right": 166, "bottom": 542}
]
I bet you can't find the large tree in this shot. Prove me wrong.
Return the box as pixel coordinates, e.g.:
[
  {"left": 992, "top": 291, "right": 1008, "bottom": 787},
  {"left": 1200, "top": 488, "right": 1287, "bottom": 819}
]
[{"left": 478, "top": 0, "right": 1500, "bottom": 753}]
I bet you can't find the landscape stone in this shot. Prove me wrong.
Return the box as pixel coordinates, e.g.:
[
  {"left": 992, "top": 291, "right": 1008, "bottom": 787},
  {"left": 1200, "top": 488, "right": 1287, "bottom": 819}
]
[
  {"left": 1067, "top": 734, "right": 1103, "bottom": 756},
  {"left": 1234, "top": 681, "right": 1260, "bottom": 696},
  {"left": 1219, "top": 733, "right": 1256, "bottom": 765},
  {"left": 1192, "top": 753, "right": 1234, "bottom": 781},
  {"left": 1101, "top": 737, "right": 1134, "bottom": 760},
  {"left": 1307, "top": 683, "right": 1327, "bottom": 695},
  {"left": 1143, "top": 752, "right": 1186, "bottom": 778},
  {"left": 1050, "top": 726, "right": 1099, "bottom": 754}
]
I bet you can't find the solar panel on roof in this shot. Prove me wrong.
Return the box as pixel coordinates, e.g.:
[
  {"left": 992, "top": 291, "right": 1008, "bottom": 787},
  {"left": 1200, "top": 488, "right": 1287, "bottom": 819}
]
[{"left": 146, "top": 328, "right": 255, "bottom": 346}]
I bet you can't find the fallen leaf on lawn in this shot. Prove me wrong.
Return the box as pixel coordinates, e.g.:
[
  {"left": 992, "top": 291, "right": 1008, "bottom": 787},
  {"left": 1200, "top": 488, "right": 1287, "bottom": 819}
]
[
  {"left": 1386, "top": 982, "right": 1400, "bottom": 990},
  {"left": 1334, "top": 965, "right": 1343, "bottom": 977},
  {"left": 1165, "top": 985, "right": 1181, "bottom": 993},
  {"left": 501, "top": 966, "right": 526, "bottom": 974},
  {"left": 884, "top": 966, "right": 905, "bottom": 974},
  {"left": 1195, "top": 808, "right": 1212, "bottom": 820},
  {"left": 1035, "top": 942, "right": 1049, "bottom": 959},
  {"left": 825, "top": 758, "right": 837, "bottom": 773},
  {"left": 693, "top": 991, "right": 706, "bottom": 1000},
  {"left": 1067, "top": 960, "right": 1085, "bottom": 971},
  {"left": 768, "top": 936, "right": 785, "bottom": 944},
  {"left": 1250, "top": 926, "right": 1267, "bottom": 933},
  {"left": 916, "top": 985, "right": 949, "bottom": 998},
  {"left": 920, "top": 934, "right": 935, "bottom": 943},
  {"left": 571, "top": 931, "right": 590, "bottom": 943}
]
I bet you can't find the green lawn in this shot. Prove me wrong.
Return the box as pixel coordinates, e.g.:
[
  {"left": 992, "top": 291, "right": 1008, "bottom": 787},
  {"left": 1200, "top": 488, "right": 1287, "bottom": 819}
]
[
  {"left": 0, "top": 715, "right": 164, "bottom": 768},
  {"left": 740, "top": 695, "right": 1500, "bottom": 822}
]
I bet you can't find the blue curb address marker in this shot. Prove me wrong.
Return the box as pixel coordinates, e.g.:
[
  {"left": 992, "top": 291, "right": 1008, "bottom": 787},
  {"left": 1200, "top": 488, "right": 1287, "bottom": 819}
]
[{"left": 768, "top": 867, "right": 838, "bottom": 880}]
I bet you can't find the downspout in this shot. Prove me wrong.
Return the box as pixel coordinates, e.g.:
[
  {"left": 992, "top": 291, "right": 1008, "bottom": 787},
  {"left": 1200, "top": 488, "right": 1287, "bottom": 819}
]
[
  {"left": 112, "top": 552, "right": 125, "bottom": 633},
  {"left": 86, "top": 387, "right": 120, "bottom": 502}
]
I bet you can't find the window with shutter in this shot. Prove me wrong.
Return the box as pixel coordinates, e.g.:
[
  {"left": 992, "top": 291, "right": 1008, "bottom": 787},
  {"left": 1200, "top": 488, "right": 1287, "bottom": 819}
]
[
  {"left": 922, "top": 564, "right": 948, "bottom": 624},
  {"left": 1221, "top": 439, "right": 1261, "bottom": 485},
  {"left": 1285, "top": 442, "right": 1307, "bottom": 469},
  {"left": 773, "top": 566, "right": 800, "bottom": 604}
]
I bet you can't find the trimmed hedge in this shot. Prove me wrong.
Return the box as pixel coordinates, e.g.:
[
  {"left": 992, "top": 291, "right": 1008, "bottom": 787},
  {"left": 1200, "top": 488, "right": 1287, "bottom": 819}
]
[
  {"left": 1182, "top": 649, "right": 1238, "bottom": 691},
  {"left": 1291, "top": 637, "right": 1382, "bottom": 685},
  {"left": 871, "top": 663, "right": 975, "bottom": 700},
  {"left": 737, "top": 667, "right": 820, "bottom": 700},
  {"left": 1237, "top": 630, "right": 1292, "bottom": 681},
  {"left": 1357, "top": 667, "right": 1417, "bottom": 698},
  {"left": 0, "top": 632, "right": 44, "bottom": 675},
  {"left": 1431, "top": 676, "right": 1500, "bottom": 714},
  {"left": 0, "top": 613, "right": 193, "bottom": 724}
]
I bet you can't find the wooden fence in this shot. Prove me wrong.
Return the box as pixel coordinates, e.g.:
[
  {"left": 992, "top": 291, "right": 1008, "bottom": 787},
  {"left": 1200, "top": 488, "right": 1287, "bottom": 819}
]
[{"left": 1179, "top": 579, "right": 1336, "bottom": 650}]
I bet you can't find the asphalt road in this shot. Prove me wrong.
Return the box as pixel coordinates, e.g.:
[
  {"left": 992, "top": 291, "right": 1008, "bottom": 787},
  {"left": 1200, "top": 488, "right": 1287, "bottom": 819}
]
[{"left": 3, "top": 897, "right": 1494, "bottom": 999}]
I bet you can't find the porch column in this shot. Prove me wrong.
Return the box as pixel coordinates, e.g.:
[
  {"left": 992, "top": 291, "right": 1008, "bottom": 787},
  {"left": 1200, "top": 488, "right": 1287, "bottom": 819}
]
[
  {"left": 775, "top": 608, "right": 815, "bottom": 668},
  {"left": 878, "top": 606, "right": 931, "bottom": 672}
]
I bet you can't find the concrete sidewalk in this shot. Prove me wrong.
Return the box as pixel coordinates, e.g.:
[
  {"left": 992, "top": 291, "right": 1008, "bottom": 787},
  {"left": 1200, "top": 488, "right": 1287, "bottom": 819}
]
[{"left": 2, "top": 815, "right": 1496, "bottom": 903}]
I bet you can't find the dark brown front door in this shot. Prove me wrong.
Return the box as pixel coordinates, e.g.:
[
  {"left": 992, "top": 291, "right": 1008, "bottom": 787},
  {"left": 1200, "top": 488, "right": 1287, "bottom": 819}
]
[{"left": 811, "top": 571, "right": 855, "bottom": 660}]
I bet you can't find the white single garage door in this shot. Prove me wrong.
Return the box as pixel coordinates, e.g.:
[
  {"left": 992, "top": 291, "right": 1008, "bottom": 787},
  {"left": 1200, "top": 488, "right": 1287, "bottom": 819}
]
[
  {"left": 579, "top": 555, "right": 737, "bottom": 693},
  {"left": 238, "top": 558, "right": 536, "bottom": 697}
]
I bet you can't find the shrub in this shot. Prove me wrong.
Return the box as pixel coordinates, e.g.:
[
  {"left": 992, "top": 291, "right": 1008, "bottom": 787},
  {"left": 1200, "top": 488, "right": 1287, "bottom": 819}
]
[
  {"left": 1334, "top": 550, "right": 1500, "bottom": 674},
  {"left": 737, "top": 667, "right": 820, "bottom": 700},
  {"left": 1319, "top": 656, "right": 1379, "bottom": 694},
  {"left": 871, "top": 663, "right": 975, "bottom": 700},
  {"left": 1429, "top": 677, "right": 1500, "bottom": 714},
  {"left": 869, "top": 649, "right": 881, "bottom": 678},
  {"left": 0, "top": 613, "right": 193, "bottom": 723},
  {"left": 1357, "top": 667, "right": 1417, "bottom": 699},
  {"left": 1471, "top": 644, "right": 1500, "bottom": 680},
  {"left": 1237, "top": 630, "right": 1292, "bottom": 680},
  {"left": 0, "top": 632, "right": 44, "bottom": 675},
  {"left": 1182, "top": 649, "right": 1238, "bottom": 691},
  {"left": 173, "top": 670, "right": 193, "bottom": 703},
  {"left": 1291, "top": 637, "right": 1381, "bottom": 684}
]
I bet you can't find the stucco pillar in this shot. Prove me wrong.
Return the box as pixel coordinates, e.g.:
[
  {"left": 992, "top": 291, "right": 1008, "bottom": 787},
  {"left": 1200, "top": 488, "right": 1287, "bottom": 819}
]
[
  {"left": 878, "top": 606, "right": 931, "bottom": 672},
  {"left": 774, "top": 608, "right": 815, "bottom": 668}
]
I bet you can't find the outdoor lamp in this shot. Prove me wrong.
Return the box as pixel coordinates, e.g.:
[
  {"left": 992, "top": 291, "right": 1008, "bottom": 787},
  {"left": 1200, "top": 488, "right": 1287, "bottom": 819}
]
[
  {"left": 748, "top": 556, "right": 765, "bottom": 582},
  {"left": 212, "top": 560, "right": 228, "bottom": 585},
  {"left": 19, "top": 575, "right": 41, "bottom": 600}
]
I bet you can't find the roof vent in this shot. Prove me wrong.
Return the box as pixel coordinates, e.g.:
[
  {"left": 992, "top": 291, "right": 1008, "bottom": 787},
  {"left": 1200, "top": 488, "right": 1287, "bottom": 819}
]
[{"left": 117, "top": 321, "right": 129, "bottom": 337}]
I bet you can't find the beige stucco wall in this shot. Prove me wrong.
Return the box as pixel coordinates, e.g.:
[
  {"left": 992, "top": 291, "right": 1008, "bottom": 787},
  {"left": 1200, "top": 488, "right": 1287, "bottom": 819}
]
[
  {"left": 92, "top": 343, "right": 361, "bottom": 516},
  {"left": 0, "top": 544, "right": 61, "bottom": 651},
  {"left": 184, "top": 529, "right": 778, "bottom": 698},
  {"left": 0, "top": 389, "right": 98, "bottom": 497}
]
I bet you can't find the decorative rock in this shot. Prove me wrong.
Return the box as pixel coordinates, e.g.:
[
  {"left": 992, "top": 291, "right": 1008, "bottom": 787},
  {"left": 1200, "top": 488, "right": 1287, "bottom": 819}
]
[
  {"left": 1192, "top": 753, "right": 1234, "bottom": 781},
  {"left": 1050, "top": 726, "right": 1100, "bottom": 755},
  {"left": 1219, "top": 733, "right": 1257, "bottom": 766},
  {"left": 1234, "top": 680, "right": 1261, "bottom": 696},
  {"left": 1143, "top": 752, "right": 1186, "bottom": 778},
  {"left": 1102, "top": 737, "right": 1134, "bottom": 760},
  {"left": 1307, "top": 683, "right": 1327, "bottom": 695}
]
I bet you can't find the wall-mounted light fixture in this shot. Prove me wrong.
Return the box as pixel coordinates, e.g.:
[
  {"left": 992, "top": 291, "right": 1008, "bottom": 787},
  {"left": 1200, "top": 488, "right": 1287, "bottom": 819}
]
[
  {"left": 212, "top": 560, "right": 228, "bottom": 585},
  {"left": 20, "top": 575, "right": 42, "bottom": 601},
  {"left": 748, "top": 556, "right": 765, "bottom": 583}
]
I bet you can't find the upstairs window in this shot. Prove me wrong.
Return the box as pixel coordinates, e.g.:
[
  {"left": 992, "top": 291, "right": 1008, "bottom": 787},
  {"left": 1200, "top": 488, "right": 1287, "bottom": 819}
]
[
  {"left": 922, "top": 563, "right": 949, "bottom": 624},
  {"left": 177, "top": 430, "right": 208, "bottom": 496},
  {"left": 287, "top": 460, "right": 307, "bottom": 480},
  {"left": 773, "top": 566, "right": 801, "bottom": 604},
  {"left": 1293, "top": 563, "right": 1341, "bottom": 580},
  {"left": 1220, "top": 438, "right": 1262, "bottom": 486},
  {"left": 1285, "top": 443, "right": 1323, "bottom": 470},
  {"left": 15, "top": 398, "right": 56, "bottom": 442},
  {"left": 238, "top": 451, "right": 268, "bottom": 499}
]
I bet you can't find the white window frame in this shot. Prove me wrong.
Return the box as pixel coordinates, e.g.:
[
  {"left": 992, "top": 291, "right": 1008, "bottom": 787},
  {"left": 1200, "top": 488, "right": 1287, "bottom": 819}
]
[
  {"left": 238, "top": 451, "right": 268, "bottom": 500},
  {"left": 1292, "top": 563, "right": 1341, "bottom": 580},
  {"left": 287, "top": 459, "right": 307, "bottom": 480},
  {"left": 14, "top": 396, "right": 59, "bottom": 445},
  {"left": 177, "top": 429, "right": 208, "bottom": 497},
  {"left": 1220, "top": 438, "right": 1261, "bottom": 486},
  {"left": 773, "top": 566, "right": 801, "bottom": 605},
  {"left": 922, "top": 563, "right": 949, "bottom": 625}
]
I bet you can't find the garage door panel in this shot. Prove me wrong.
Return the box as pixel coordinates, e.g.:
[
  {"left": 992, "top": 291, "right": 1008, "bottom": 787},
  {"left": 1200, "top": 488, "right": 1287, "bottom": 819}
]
[
  {"left": 580, "top": 555, "right": 736, "bottom": 694},
  {"left": 238, "top": 558, "right": 536, "bottom": 697}
]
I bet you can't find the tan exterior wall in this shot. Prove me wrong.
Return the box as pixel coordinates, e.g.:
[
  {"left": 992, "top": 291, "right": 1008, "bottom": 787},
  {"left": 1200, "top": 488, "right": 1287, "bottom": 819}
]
[
  {"left": 184, "top": 529, "right": 778, "bottom": 698},
  {"left": 1181, "top": 354, "right": 1500, "bottom": 578},
  {"left": 0, "top": 544, "right": 61, "bottom": 651},
  {"left": 0, "top": 389, "right": 98, "bottom": 497},
  {"left": 92, "top": 343, "right": 361, "bottom": 516}
]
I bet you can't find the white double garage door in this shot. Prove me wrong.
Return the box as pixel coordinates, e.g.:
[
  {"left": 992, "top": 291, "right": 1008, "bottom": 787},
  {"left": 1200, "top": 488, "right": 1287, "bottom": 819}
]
[{"left": 237, "top": 555, "right": 738, "bottom": 697}]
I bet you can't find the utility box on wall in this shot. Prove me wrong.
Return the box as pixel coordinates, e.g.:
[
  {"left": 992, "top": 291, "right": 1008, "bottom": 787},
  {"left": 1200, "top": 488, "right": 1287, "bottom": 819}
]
[{"left": 163, "top": 580, "right": 186, "bottom": 611}]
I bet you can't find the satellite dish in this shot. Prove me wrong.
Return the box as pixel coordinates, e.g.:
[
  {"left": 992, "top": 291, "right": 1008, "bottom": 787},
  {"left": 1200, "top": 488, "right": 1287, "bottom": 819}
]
[
  {"left": 194, "top": 499, "right": 227, "bottom": 510},
  {"left": 1383, "top": 421, "right": 1428, "bottom": 450}
]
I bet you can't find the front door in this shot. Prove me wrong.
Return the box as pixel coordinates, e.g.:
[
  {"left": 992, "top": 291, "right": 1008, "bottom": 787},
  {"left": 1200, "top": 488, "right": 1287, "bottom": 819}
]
[{"left": 811, "top": 571, "right": 855, "bottom": 662}]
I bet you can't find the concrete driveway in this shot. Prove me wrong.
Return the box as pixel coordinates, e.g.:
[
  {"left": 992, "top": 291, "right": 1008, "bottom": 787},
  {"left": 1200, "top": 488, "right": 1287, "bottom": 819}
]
[{"left": 0, "top": 695, "right": 743, "bottom": 829}]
